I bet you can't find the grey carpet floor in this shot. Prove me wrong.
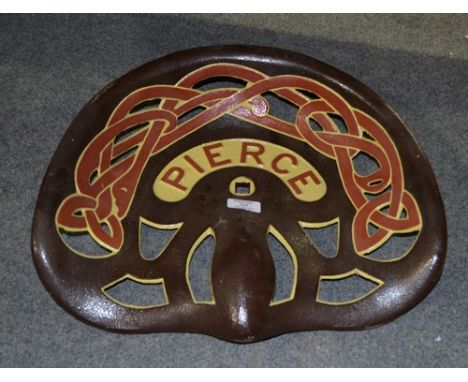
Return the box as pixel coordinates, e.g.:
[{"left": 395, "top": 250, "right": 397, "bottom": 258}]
[{"left": 0, "top": 14, "right": 467, "bottom": 367}]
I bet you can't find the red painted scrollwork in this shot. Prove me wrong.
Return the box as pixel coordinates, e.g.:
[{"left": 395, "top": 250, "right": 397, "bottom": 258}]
[{"left": 56, "top": 63, "right": 421, "bottom": 255}]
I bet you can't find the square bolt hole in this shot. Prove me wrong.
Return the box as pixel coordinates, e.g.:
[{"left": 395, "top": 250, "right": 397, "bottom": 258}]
[{"left": 235, "top": 182, "right": 251, "bottom": 195}]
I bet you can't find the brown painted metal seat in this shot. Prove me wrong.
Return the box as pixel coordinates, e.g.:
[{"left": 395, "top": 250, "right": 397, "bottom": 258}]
[{"left": 32, "top": 46, "right": 446, "bottom": 342}]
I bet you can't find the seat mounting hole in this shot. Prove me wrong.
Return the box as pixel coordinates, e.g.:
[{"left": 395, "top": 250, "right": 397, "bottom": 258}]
[
  {"left": 236, "top": 182, "right": 251, "bottom": 194},
  {"left": 229, "top": 176, "right": 255, "bottom": 196}
]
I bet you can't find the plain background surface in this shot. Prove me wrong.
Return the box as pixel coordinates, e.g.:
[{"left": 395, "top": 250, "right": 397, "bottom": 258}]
[{"left": 0, "top": 14, "right": 467, "bottom": 367}]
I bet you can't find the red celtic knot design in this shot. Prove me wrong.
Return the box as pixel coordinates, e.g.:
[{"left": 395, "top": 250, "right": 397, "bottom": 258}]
[{"left": 56, "top": 63, "right": 422, "bottom": 255}]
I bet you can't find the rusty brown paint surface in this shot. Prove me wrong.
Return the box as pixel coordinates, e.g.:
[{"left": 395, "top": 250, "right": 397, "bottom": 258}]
[{"left": 32, "top": 46, "right": 446, "bottom": 343}]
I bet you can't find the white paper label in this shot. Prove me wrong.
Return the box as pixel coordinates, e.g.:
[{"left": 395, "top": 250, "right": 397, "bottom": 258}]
[{"left": 227, "top": 198, "right": 261, "bottom": 213}]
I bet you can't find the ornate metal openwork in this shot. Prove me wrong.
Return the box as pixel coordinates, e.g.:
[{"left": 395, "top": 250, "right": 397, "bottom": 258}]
[{"left": 32, "top": 46, "right": 446, "bottom": 342}]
